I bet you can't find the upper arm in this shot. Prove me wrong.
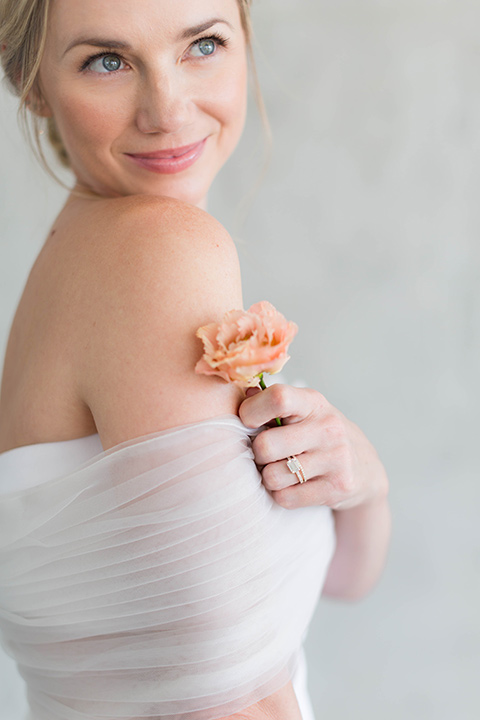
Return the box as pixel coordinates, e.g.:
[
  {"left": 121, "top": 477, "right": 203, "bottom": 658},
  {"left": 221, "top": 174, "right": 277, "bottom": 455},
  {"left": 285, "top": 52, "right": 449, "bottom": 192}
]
[{"left": 78, "top": 196, "right": 245, "bottom": 450}]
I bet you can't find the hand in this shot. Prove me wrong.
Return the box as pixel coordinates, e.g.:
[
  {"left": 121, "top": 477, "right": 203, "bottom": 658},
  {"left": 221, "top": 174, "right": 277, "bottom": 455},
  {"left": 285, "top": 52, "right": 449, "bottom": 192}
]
[{"left": 238, "top": 384, "right": 388, "bottom": 511}]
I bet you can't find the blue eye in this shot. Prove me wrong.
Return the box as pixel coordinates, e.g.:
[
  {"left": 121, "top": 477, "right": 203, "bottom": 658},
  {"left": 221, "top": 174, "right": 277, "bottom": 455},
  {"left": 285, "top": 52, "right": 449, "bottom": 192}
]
[
  {"left": 190, "top": 39, "right": 217, "bottom": 57},
  {"left": 88, "top": 54, "right": 124, "bottom": 73}
]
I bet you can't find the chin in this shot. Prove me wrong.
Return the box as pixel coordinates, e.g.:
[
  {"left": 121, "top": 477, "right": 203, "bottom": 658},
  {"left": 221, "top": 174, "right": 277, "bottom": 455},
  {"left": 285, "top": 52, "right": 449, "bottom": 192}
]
[
  {"left": 119, "top": 148, "right": 225, "bottom": 208},
  {"left": 74, "top": 156, "right": 217, "bottom": 208}
]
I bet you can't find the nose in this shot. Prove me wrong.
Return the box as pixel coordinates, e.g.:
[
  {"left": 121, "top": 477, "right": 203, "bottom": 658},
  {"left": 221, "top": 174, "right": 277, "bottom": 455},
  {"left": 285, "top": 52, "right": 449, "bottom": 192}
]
[{"left": 135, "top": 70, "right": 194, "bottom": 135}]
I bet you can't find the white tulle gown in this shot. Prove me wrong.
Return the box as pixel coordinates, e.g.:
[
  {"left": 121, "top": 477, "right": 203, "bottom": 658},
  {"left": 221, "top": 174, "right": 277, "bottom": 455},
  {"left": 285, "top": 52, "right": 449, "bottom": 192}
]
[{"left": 0, "top": 415, "right": 335, "bottom": 720}]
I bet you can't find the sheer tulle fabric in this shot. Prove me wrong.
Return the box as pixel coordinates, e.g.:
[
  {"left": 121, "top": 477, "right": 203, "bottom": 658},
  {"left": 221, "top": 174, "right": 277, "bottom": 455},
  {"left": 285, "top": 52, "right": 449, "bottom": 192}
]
[{"left": 0, "top": 416, "right": 335, "bottom": 720}]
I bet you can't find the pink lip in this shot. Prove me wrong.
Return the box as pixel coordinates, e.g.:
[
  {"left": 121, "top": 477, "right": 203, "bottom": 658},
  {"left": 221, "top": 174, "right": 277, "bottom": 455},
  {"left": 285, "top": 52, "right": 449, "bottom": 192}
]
[{"left": 125, "top": 139, "right": 207, "bottom": 174}]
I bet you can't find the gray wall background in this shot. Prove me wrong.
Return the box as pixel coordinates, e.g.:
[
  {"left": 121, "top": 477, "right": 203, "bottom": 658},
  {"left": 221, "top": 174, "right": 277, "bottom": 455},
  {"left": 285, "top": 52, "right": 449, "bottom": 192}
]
[{"left": 0, "top": 1, "right": 478, "bottom": 718}]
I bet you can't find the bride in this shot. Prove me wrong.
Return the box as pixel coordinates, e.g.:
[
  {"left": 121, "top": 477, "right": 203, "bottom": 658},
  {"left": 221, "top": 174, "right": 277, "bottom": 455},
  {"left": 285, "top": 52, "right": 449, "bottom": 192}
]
[{"left": 0, "top": 1, "right": 391, "bottom": 718}]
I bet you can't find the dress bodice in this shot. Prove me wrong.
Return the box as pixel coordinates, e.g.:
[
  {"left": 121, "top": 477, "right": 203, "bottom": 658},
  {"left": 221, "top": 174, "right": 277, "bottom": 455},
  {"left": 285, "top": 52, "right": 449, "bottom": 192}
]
[
  {"left": 0, "top": 432, "right": 103, "bottom": 494},
  {"left": 0, "top": 416, "right": 334, "bottom": 720}
]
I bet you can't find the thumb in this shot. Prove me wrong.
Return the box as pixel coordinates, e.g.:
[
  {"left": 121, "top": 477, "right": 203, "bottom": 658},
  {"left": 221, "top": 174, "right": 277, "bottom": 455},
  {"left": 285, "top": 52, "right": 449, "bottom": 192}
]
[{"left": 245, "top": 387, "right": 262, "bottom": 398}]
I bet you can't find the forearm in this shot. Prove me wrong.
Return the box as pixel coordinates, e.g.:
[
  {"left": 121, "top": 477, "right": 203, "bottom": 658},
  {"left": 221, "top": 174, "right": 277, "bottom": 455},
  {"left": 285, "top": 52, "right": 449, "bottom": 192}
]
[{"left": 322, "top": 493, "right": 392, "bottom": 601}]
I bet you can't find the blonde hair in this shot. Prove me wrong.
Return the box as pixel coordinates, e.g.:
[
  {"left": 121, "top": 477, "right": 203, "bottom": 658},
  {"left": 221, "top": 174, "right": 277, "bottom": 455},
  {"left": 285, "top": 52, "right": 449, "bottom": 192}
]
[{"left": 0, "top": 0, "right": 269, "bottom": 180}]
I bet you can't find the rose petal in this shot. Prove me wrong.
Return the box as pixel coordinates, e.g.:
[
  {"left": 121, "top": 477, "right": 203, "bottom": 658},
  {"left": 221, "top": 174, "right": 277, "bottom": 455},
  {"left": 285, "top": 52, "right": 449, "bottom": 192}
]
[{"left": 195, "top": 301, "right": 298, "bottom": 387}]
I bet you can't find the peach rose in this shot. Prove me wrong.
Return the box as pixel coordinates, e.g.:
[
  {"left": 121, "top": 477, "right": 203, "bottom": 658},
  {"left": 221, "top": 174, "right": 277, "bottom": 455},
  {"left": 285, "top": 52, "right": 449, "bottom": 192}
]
[{"left": 195, "top": 301, "right": 298, "bottom": 388}]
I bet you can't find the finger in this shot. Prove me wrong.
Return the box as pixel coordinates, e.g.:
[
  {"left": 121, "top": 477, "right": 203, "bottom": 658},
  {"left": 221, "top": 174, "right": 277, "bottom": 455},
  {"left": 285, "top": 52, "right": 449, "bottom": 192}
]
[
  {"left": 252, "top": 426, "right": 311, "bottom": 465},
  {"left": 262, "top": 452, "right": 311, "bottom": 492},
  {"left": 251, "top": 423, "right": 319, "bottom": 466},
  {"left": 269, "top": 452, "right": 363, "bottom": 509},
  {"left": 270, "top": 477, "right": 337, "bottom": 510},
  {"left": 244, "top": 387, "right": 278, "bottom": 429},
  {"left": 239, "top": 384, "right": 324, "bottom": 429}
]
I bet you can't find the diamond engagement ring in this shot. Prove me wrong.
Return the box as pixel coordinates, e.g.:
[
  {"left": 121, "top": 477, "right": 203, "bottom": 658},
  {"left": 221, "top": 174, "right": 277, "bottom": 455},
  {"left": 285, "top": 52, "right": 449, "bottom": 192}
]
[{"left": 286, "top": 455, "right": 307, "bottom": 484}]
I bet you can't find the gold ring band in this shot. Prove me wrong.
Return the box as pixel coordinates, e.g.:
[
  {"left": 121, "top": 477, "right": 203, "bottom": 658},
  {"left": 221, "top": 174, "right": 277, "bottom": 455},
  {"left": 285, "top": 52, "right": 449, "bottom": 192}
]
[{"left": 286, "top": 455, "right": 307, "bottom": 484}]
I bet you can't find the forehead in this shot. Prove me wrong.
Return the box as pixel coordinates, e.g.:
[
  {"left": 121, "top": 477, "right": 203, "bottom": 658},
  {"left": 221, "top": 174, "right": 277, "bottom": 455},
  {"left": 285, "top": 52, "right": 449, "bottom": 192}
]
[{"left": 47, "top": 0, "right": 242, "bottom": 44}]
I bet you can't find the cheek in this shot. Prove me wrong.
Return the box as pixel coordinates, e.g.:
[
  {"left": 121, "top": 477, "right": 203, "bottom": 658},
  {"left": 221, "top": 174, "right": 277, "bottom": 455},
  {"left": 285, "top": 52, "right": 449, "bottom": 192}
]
[
  {"left": 211, "top": 62, "right": 248, "bottom": 134},
  {"left": 51, "top": 92, "right": 129, "bottom": 160}
]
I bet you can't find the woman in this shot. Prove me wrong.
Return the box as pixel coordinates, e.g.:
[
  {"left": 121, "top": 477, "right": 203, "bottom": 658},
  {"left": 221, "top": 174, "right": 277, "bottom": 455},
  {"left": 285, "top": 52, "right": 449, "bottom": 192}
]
[{"left": 0, "top": 1, "right": 391, "bottom": 719}]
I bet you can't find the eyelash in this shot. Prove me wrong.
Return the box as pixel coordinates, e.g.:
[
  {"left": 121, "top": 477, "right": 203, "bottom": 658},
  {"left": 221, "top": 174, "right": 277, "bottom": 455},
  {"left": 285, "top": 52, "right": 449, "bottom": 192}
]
[{"left": 79, "top": 33, "right": 230, "bottom": 73}]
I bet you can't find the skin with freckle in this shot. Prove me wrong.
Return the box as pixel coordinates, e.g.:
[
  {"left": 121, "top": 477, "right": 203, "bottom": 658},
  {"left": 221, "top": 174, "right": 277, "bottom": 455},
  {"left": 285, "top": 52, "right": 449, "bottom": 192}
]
[
  {"left": 0, "top": 3, "right": 391, "bottom": 719},
  {"left": 36, "top": 0, "right": 248, "bottom": 206}
]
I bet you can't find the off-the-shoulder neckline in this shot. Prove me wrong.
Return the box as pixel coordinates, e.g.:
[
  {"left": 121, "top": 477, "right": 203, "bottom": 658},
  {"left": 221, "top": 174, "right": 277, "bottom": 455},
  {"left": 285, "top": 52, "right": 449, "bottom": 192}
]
[{"left": 0, "top": 413, "right": 251, "bottom": 460}]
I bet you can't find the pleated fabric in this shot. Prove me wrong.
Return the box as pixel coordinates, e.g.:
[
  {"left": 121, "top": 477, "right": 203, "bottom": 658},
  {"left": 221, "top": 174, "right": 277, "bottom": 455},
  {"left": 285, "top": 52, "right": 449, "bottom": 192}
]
[{"left": 0, "top": 415, "right": 335, "bottom": 720}]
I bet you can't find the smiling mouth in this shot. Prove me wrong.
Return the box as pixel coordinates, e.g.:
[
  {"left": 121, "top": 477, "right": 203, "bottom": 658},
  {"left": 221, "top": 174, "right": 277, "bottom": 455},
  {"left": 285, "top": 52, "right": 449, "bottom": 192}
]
[{"left": 125, "top": 139, "right": 207, "bottom": 174}]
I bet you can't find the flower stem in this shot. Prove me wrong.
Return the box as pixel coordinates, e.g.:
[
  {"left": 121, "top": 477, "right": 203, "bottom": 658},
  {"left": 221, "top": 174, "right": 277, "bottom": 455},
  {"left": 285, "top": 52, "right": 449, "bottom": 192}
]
[{"left": 258, "top": 373, "right": 282, "bottom": 426}]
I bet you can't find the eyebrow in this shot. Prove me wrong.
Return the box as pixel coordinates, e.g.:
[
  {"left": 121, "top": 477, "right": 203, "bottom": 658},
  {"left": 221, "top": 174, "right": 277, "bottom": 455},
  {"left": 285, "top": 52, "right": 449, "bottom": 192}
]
[
  {"left": 179, "top": 18, "right": 233, "bottom": 40},
  {"left": 62, "top": 18, "right": 233, "bottom": 57}
]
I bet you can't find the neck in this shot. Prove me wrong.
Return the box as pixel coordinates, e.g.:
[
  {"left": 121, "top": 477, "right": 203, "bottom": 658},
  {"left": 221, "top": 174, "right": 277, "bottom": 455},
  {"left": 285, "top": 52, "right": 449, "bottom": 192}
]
[
  {"left": 69, "top": 180, "right": 210, "bottom": 212},
  {"left": 197, "top": 194, "right": 208, "bottom": 211}
]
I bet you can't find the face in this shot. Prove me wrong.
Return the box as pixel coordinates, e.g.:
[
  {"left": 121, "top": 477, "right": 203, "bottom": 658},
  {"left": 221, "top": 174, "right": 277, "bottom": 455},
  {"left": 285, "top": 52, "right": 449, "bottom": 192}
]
[{"left": 37, "top": 0, "right": 248, "bottom": 207}]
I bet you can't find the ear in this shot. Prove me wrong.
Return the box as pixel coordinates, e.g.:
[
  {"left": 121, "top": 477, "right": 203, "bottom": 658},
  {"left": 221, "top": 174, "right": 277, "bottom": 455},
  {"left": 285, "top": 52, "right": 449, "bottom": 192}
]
[{"left": 26, "top": 87, "right": 53, "bottom": 118}]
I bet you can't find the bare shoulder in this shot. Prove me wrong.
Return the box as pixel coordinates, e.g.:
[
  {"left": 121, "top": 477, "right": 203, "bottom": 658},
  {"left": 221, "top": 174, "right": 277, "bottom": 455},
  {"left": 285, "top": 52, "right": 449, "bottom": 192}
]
[
  {"left": 74, "top": 195, "right": 244, "bottom": 450},
  {"left": 81, "top": 194, "right": 243, "bottom": 336},
  {"left": 76, "top": 193, "right": 240, "bottom": 278}
]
